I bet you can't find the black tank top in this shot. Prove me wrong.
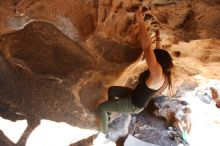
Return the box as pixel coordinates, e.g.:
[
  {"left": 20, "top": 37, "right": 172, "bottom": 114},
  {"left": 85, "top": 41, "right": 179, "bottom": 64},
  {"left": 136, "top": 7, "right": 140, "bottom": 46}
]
[{"left": 131, "top": 70, "right": 168, "bottom": 108}]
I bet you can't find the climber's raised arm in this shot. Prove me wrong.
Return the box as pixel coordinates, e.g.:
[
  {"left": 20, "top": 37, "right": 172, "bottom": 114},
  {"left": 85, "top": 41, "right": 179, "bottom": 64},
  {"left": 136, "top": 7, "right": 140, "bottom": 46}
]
[
  {"left": 135, "top": 11, "right": 163, "bottom": 79},
  {"left": 155, "top": 30, "right": 162, "bottom": 49}
]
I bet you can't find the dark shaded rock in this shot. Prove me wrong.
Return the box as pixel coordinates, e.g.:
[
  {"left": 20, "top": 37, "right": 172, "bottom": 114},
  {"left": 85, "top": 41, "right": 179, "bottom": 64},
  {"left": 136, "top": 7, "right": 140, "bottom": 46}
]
[
  {"left": 0, "top": 18, "right": 142, "bottom": 145},
  {"left": 0, "top": 21, "right": 94, "bottom": 77},
  {"left": 128, "top": 112, "right": 178, "bottom": 146}
]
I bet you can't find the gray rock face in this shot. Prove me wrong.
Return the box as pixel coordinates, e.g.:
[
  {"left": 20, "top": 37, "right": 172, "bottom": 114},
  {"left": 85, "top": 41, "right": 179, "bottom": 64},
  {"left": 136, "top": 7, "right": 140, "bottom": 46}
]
[{"left": 108, "top": 113, "right": 132, "bottom": 141}]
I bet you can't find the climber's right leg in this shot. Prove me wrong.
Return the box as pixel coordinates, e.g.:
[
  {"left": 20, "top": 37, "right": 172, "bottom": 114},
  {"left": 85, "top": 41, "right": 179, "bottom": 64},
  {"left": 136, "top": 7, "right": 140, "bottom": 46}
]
[{"left": 108, "top": 86, "right": 133, "bottom": 100}]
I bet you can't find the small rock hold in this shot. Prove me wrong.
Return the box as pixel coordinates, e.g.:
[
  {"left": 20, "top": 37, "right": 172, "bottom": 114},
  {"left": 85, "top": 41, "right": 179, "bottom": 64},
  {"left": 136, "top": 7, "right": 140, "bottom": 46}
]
[
  {"left": 172, "top": 51, "right": 181, "bottom": 57},
  {"left": 210, "top": 87, "right": 219, "bottom": 100}
]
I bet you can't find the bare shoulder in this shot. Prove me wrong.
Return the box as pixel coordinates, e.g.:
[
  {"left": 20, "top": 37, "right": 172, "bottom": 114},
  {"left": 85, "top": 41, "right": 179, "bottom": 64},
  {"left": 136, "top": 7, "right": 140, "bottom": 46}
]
[{"left": 145, "top": 73, "right": 165, "bottom": 90}]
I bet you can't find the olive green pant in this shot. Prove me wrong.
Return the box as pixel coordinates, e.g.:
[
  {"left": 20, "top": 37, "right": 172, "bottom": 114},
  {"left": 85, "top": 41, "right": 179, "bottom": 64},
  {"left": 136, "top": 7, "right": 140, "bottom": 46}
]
[{"left": 97, "top": 86, "right": 144, "bottom": 133}]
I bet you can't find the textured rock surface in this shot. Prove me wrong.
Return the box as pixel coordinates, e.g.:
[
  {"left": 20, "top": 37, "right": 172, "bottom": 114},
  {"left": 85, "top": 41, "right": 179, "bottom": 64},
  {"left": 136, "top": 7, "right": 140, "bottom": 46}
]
[
  {"left": 125, "top": 96, "right": 191, "bottom": 146},
  {"left": 0, "top": 0, "right": 220, "bottom": 145},
  {"left": 0, "top": 19, "right": 141, "bottom": 145},
  {"left": 0, "top": 20, "right": 141, "bottom": 122},
  {"left": 129, "top": 111, "right": 177, "bottom": 146}
]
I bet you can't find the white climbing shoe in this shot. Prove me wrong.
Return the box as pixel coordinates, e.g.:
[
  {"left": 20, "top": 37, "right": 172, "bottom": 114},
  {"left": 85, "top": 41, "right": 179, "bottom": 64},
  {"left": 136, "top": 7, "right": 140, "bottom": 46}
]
[{"left": 93, "top": 132, "right": 115, "bottom": 145}]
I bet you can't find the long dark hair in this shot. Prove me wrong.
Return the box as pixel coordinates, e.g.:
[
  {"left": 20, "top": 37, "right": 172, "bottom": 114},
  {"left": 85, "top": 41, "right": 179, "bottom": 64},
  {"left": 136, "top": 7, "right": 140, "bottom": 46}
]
[{"left": 139, "top": 49, "right": 174, "bottom": 90}]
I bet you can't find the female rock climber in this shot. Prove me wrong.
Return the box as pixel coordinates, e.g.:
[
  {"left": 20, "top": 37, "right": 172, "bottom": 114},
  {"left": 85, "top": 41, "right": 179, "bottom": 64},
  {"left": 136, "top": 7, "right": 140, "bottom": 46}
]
[{"left": 97, "top": 11, "right": 174, "bottom": 135}]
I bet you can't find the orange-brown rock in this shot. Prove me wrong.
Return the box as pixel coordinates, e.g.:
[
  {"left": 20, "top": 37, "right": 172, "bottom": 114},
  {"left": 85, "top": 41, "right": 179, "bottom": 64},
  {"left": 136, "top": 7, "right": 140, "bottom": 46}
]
[{"left": 0, "top": 0, "right": 220, "bottom": 145}]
